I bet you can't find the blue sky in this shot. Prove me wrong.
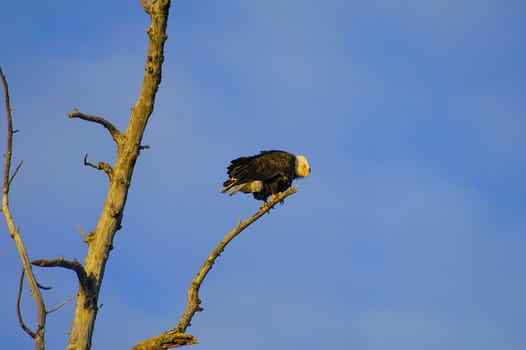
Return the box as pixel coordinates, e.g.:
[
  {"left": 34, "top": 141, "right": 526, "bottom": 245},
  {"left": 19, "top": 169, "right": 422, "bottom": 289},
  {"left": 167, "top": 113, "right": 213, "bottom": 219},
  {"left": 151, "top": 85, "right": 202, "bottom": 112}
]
[{"left": 1, "top": 0, "right": 525, "bottom": 349}]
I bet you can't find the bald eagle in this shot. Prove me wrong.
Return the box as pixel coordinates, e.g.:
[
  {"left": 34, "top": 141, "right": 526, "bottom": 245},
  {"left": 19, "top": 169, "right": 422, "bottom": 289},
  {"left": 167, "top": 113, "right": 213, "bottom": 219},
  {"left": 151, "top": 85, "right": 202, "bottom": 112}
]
[{"left": 221, "top": 150, "right": 311, "bottom": 202}]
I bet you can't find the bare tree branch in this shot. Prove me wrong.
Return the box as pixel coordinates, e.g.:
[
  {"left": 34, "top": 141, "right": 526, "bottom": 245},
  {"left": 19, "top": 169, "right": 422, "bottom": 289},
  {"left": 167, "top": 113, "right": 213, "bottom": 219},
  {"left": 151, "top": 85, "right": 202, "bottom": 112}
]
[
  {"left": 1, "top": 66, "right": 15, "bottom": 194},
  {"left": 132, "top": 331, "right": 198, "bottom": 350},
  {"left": 8, "top": 160, "right": 23, "bottom": 187},
  {"left": 77, "top": 224, "right": 91, "bottom": 243},
  {"left": 134, "top": 186, "right": 299, "bottom": 349},
  {"left": 67, "top": 1, "right": 172, "bottom": 348},
  {"left": 36, "top": 281, "right": 53, "bottom": 291},
  {"left": 47, "top": 296, "right": 75, "bottom": 314},
  {"left": 177, "top": 186, "right": 298, "bottom": 332},
  {"left": 7, "top": 3, "right": 304, "bottom": 349},
  {"left": 83, "top": 154, "right": 113, "bottom": 179},
  {"left": 32, "top": 257, "right": 93, "bottom": 295},
  {"left": 68, "top": 108, "right": 121, "bottom": 143},
  {"left": 16, "top": 269, "right": 37, "bottom": 339},
  {"left": 1, "top": 66, "right": 46, "bottom": 350}
]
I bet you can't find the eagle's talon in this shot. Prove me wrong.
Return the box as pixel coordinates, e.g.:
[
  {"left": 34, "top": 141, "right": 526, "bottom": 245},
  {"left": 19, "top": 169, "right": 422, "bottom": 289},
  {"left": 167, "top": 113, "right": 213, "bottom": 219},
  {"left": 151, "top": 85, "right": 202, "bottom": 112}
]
[{"left": 260, "top": 200, "right": 278, "bottom": 212}]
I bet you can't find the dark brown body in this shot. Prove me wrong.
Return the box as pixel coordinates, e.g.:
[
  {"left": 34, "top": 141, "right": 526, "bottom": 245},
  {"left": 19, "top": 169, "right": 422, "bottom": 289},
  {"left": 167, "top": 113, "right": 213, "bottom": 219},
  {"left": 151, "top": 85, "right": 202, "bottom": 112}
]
[{"left": 222, "top": 150, "right": 297, "bottom": 201}]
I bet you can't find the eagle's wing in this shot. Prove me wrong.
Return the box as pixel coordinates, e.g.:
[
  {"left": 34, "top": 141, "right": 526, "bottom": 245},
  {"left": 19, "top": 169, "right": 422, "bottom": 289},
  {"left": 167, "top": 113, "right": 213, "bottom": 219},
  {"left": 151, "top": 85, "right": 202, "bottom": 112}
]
[
  {"left": 251, "top": 151, "right": 293, "bottom": 180},
  {"left": 229, "top": 151, "right": 293, "bottom": 182}
]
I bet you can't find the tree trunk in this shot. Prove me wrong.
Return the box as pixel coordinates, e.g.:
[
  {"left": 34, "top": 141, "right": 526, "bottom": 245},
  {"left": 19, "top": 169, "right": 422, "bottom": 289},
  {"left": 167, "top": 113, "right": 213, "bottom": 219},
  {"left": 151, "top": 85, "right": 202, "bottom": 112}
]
[{"left": 66, "top": 1, "right": 170, "bottom": 349}]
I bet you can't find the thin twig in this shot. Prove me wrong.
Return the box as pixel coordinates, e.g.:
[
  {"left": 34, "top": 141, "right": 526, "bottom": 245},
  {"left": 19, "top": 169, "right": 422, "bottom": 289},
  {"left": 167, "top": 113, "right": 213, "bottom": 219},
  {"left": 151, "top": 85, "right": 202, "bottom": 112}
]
[
  {"left": 1, "top": 66, "right": 14, "bottom": 193},
  {"left": 83, "top": 154, "right": 113, "bottom": 179},
  {"left": 76, "top": 224, "right": 91, "bottom": 243},
  {"left": 8, "top": 160, "right": 23, "bottom": 187},
  {"left": 176, "top": 186, "right": 299, "bottom": 333},
  {"left": 36, "top": 281, "right": 52, "bottom": 290},
  {"left": 47, "top": 296, "right": 75, "bottom": 314},
  {"left": 68, "top": 108, "right": 121, "bottom": 143},
  {"left": 16, "top": 269, "right": 37, "bottom": 339}
]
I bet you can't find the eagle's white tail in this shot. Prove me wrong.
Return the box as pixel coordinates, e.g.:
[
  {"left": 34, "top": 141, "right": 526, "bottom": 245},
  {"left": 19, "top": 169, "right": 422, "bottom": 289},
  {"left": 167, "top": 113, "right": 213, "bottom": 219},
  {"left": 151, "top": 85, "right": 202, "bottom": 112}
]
[{"left": 221, "top": 180, "right": 263, "bottom": 196}]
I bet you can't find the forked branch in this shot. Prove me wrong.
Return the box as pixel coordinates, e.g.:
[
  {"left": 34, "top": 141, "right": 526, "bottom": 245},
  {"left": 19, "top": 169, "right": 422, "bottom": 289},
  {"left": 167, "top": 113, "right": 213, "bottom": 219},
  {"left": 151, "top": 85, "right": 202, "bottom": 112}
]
[
  {"left": 68, "top": 1, "right": 172, "bottom": 348},
  {"left": 1, "top": 66, "right": 47, "bottom": 349},
  {"left": 133, "top": 186, "right": 299, "bottom": 349},
  {"left": 17, "top": 268, "right": 73, "bottom": 322}
]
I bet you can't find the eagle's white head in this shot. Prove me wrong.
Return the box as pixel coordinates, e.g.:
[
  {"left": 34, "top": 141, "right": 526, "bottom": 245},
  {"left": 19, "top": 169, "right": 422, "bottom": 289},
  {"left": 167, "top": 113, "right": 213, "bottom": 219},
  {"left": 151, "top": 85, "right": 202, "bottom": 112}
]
[{"left": 295, "top": 155, "right": 311, "bottom": 178}]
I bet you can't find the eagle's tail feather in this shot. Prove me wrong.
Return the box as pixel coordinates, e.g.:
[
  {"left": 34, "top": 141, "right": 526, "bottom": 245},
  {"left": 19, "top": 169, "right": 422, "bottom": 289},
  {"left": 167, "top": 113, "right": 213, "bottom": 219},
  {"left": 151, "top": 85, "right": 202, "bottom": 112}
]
[
  {"left": 221, "top": 179, "right": 263, "bottom": 196},
  {"left": 221, "top": 179, "right": 239, "bottom": 196}
]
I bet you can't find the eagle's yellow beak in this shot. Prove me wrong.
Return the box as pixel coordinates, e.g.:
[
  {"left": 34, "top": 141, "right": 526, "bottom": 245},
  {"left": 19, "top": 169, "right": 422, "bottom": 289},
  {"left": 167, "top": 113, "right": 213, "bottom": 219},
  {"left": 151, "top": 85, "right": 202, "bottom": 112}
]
[{"left": 303, "top": 166, "right": 311, "bottom": 177}]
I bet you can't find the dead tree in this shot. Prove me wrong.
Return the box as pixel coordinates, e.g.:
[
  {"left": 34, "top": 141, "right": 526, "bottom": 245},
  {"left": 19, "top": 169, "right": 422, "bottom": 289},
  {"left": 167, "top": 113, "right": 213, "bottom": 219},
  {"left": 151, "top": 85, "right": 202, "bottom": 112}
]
[{"left": 1, "top": 1, "right": 299, "bottom": 349}]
